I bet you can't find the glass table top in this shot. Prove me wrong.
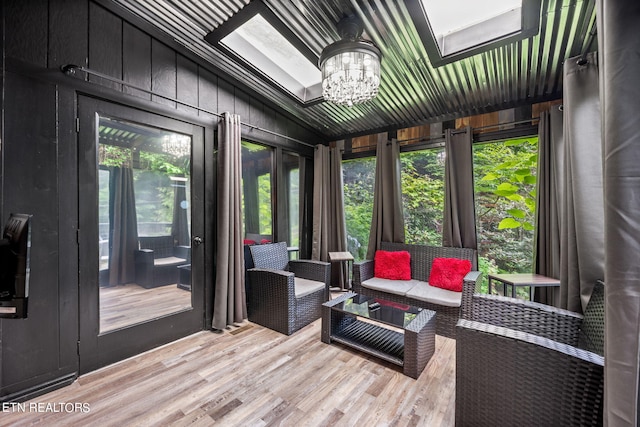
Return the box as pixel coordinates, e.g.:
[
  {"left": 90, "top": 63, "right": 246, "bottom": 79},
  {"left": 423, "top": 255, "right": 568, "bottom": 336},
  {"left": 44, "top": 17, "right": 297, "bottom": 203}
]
[{"left": 332, "top": 294, "right": 422, "bottom": 329}]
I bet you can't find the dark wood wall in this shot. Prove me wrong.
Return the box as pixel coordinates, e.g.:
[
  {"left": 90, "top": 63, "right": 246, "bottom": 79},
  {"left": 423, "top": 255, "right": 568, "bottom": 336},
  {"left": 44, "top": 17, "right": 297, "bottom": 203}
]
[{"left": 0, "top": 0, "right": 320, "bottom": 400}]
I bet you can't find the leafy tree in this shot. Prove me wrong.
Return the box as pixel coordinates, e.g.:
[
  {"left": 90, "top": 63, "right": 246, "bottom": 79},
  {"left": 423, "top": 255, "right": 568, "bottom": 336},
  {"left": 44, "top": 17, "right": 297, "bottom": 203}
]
[
  {"left": 98, "top": 143, "right": 191, "bottom": 236},
  {"left": 343, "top": 158, "right": 375, "bottom": 261},
  {"left": 473, "top": 137, "right": 538, "bottom": 296},
  {"left": 400, "top": 149, "right": 445, "bottom": 246},
  {"left": 342, "top": 135, "right": 539, "bottom": 300},
  {"left": 258, "top": 173, "right": 272, "bottom": 235}
]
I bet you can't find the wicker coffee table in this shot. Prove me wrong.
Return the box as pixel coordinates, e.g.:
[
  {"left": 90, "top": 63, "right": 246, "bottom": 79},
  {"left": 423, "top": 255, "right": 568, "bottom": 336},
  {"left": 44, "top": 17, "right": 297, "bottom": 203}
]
[{"left": 322, "top": 292, "right": 436, "bottom": 379}]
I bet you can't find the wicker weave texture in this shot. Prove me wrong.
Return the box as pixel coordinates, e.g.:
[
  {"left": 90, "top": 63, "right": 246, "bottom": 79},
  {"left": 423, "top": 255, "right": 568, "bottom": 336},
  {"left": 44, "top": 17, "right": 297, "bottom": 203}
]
[
  {"left": 404, "top": 309, "right": 436, "bottom": 379},
  {"left": 352, "top": 243, "right": 479, "bottom": 338},
  {"left": 456, "top": 321, "right": 604, "bottom": 426},
  {"left": 469, "top": 294, "right": 584, "bottom": 345},
  {"left": 322, "top": 292, "right": 436, "bottom": 378},
  {"left": 456, "top": 285, "right": 606, "bottom": 426},
  {"left": 248, "top": 243, "right": 330, "bottom": 335}
]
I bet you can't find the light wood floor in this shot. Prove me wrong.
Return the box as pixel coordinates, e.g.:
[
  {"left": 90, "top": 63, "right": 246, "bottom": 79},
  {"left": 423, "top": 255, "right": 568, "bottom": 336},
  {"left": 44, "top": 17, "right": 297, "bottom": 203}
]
[
  {"left": 100, "top": 283, "right": 192, "bottom": 332},
  {"left": 2, "top": 318, "right": 457, "bottom": 426}
]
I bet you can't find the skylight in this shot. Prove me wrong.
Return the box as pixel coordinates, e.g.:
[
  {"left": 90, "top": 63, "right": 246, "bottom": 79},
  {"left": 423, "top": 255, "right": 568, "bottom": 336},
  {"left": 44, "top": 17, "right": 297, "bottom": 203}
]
[
  {"left": 409, "top": 0, "right": 540, "bottom": 66},
  {"left": 218, "top": 14, "right": 322, "bottom": 103},
  {"left": 423, "top": 0, "right": 522, "bottom": 56}
]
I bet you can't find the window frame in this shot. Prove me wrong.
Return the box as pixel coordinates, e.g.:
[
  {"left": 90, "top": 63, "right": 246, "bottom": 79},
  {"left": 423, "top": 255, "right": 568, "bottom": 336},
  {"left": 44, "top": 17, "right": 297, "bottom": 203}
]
[
  {"left": 407, "top": 0, "right": 542, "bottom": 67},
  {"left": 204, "top": 1, "right": 322, "bottom": 105}
]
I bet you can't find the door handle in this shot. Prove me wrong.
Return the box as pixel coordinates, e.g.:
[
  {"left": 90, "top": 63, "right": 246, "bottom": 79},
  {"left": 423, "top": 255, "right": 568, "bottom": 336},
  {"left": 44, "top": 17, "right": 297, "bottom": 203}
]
[{"left": 192, "top": 236, "right": 203, "bottom": 246}]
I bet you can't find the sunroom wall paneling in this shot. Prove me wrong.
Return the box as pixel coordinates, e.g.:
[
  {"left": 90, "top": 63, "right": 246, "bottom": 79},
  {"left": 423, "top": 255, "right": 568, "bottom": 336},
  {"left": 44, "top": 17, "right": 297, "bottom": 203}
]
[{"left": 0, "top": 0, "right": 319, "bottom": 400}]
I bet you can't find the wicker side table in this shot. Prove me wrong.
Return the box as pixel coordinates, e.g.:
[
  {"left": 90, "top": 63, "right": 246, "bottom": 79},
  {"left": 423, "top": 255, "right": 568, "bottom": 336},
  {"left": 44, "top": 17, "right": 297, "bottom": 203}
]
[{"left": 328, "top": 251, "right": 354, "bottom": 291}]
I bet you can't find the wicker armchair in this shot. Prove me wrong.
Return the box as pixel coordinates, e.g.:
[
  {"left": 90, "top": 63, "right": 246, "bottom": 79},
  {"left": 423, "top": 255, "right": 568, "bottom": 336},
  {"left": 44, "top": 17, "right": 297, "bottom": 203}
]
[
  {"left": 247, "top": 242, "right": 330, "bottom": 335},
  {"left": 456, "top": 280, "right": 605, "bottom": 427}
]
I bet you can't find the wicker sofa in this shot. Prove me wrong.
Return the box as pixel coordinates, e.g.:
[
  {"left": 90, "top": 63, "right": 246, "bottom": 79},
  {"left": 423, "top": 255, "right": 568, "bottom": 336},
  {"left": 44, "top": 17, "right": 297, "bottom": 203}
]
[
  {"left": 352, "top": 242, "right": 481, "bottom": 338},
  {"left": 455, "top": 280, "right": 605, "bottom": 426}
]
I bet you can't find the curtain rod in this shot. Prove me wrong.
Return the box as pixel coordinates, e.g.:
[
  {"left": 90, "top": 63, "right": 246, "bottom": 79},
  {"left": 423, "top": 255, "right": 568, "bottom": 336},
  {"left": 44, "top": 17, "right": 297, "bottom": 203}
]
[{"left": 60, "top": 64, "right": 315, "bottom": 148}]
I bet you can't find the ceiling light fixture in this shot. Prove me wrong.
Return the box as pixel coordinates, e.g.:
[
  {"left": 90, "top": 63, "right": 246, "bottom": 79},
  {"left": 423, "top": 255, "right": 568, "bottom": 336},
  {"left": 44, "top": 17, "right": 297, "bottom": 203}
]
[{"left": 319, "top": 16, "right": 381, "bottom": 107}]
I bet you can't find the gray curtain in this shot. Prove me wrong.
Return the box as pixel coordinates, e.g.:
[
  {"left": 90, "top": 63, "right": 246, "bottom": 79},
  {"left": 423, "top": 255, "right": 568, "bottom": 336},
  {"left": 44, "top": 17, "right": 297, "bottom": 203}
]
[
  {"left": 312, "top": 144, "right": 347, "bottom": 271},
  {"left": 312, "top": 145, "right": 330, "bottom": 261},
  {"left": 443, "top": 127, "right": 477, "bottom": 253},
  {"left": 366, "top": 134, "right": 404, "bottom": 259},
  {"left": 598, "top": 1, "right": 640, "bottom": 425},
  {"left": 558, "top": 52, "right": 604, "bottom": 313},
  {"left": 212, "top": 112, "right": 246, "bottom": 330},
  {"left": 108, "top": 166, "right": 138, "bottom": 286},
  {"left": 533, "top": 108, "right": 563, "bottom": 305},
  {"left": 171, "top": 178, "right": 190, "bottom": 246}
]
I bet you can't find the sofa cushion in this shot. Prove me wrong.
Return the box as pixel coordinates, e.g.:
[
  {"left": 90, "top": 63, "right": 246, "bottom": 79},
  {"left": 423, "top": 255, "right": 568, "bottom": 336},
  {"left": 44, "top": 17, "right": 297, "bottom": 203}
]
[
  {"left": 374, "top": 250, "right": 412, "bottom": 280},
  {"left": 294, "top": 277, "right": 325, "bottom": 299},
  {"left": 428, "top": 257, "right": 472, "bottom": 292},
  {"left": 361, "top": 277, "right": 417, "bottom": 296},
  {"left": 154, "top": 256, "right": 188, "bottom": 267},
  {"left": 405, "top": 280, "right": 462, "bottom": 307}
]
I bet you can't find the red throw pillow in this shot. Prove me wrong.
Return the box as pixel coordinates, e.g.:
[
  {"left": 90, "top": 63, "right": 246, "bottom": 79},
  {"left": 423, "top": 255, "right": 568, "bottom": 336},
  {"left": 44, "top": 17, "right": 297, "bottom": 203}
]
[
  {"left": 243, "top": 239, "right": 256, "bottom": 245},
  {"left": 428, "top": 257, "right": 472, "bottom": 292},
  {"left": 374, "top": 250, "right": 411, "bottom": 280}
]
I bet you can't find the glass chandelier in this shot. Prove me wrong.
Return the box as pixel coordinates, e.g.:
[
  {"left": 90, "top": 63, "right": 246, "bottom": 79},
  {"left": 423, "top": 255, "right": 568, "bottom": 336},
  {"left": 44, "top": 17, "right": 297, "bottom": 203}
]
[{"left": 319, "top": 17, "right": 381, "bottom": 107}]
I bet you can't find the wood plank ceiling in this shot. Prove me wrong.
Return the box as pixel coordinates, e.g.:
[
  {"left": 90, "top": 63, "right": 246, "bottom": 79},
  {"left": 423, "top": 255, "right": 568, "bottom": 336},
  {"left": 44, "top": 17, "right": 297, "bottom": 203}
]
[{"left": 109, "top": 0, "right": 596, "bottom": 141}]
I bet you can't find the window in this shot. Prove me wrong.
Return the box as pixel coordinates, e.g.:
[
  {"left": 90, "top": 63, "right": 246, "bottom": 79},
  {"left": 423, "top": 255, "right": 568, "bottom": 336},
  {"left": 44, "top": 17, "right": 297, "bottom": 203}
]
[
  {"left": 283, "top": 152, "right": 301, "bottom": 250},
  {"left": 241, "top": 141, "right": 273, "bottom": 241},
  {"left": 342, "top": 157, "right": 376, "bottom": 261},
  {"left": 400, "top": 147, "right": 446, "bottom": 246},
  {"left": 473, "top": 136, "right": 539, "bottom": 297}
]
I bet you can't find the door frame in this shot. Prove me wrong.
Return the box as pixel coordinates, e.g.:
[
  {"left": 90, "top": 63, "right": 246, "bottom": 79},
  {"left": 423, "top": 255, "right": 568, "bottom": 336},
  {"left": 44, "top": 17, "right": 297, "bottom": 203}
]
[{"left": 77, "top": 95, "right": 209, "bottom": 374}]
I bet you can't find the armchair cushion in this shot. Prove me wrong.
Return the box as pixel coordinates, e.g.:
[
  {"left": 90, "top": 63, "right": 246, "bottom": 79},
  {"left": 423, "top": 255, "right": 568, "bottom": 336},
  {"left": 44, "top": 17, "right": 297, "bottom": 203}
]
[
  {"left": 294, "top": 277, "right": 326, "bottom": 299},
  {"left": 374, "top": 250, "right": 411, "bottom": 280},
  {"left": 428, "top": 257, "right": 472, "bottom": 292}
]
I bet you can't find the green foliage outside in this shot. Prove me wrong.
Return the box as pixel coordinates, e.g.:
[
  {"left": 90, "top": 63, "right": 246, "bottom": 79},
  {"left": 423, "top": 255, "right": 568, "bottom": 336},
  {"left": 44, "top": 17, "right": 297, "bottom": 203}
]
[
  {"left": 342, "top": 136, "right": 539, "bottom": 299},
  {"left": 98, "top": 143, "right": 191, "bottom": 236},
  {"left": 241, "top": 140, "right": 273, "bottom": 237},
  {"left": 289, "top": 169, "right": 300, "bottom": 247},
  {"left": 257, "top": 173, "right": 272, "bottom": 235},
  {"left": 473, "top": 137, "right": 538, "bottom": 296},
  {"left": 342, "top": 158, "right": 376, "bottom": 261},
  {"left": 400, "top": 149, "right": 445, "bottom": 246},
  {"left": 342, "top": 150, "right": 446, "bottom": 261}
]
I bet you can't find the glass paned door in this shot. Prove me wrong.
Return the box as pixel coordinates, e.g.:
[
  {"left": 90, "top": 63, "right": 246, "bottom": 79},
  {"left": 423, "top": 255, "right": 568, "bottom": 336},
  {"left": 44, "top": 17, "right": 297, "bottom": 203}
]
[{"left": 78, "top": 97, "right": 205, "bottom": 374}]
